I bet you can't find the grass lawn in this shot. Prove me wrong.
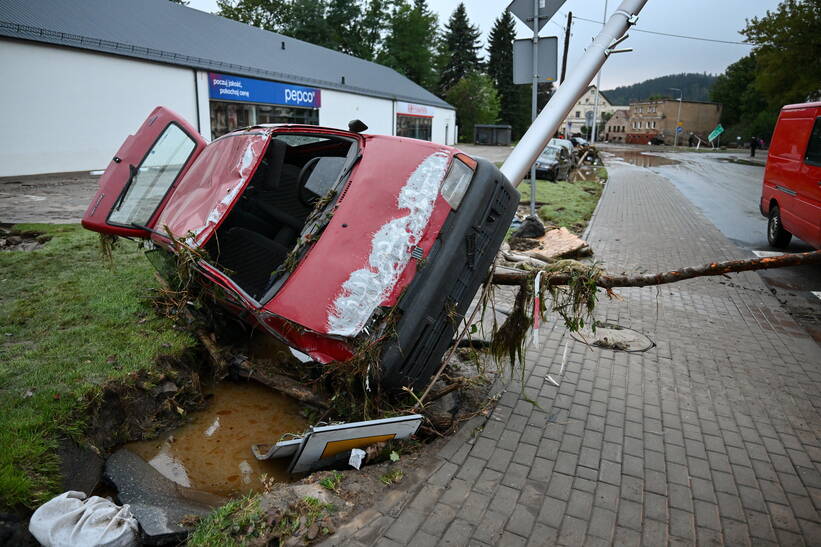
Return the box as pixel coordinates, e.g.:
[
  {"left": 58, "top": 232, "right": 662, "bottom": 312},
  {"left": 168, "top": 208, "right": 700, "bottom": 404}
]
[
  {"left": 0, "top": 224, "right": 194, "bottom": 509},
  {"left": 517, "top": 172, "right": 605, "bottom": 234}
]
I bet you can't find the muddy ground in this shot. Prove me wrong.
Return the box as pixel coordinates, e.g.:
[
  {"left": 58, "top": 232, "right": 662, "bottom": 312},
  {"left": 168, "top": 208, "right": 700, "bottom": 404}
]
[{"left": 0, "top": 171, "right": 99, "bottom": 223}]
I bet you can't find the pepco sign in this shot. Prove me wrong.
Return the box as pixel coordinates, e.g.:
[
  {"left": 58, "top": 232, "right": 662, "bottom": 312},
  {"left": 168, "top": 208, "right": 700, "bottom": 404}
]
[{"left": 208, "top": 73, "right": 321, "bottom": 108}]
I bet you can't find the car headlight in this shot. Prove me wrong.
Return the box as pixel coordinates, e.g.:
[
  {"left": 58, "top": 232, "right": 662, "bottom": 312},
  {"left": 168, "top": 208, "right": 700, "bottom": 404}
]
[{"left": 440, "top": 155, "right": 475, "bottom": 210}]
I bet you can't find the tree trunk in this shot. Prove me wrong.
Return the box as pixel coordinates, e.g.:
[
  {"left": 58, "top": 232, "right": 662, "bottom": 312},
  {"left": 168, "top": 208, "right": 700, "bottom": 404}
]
[{"left": 492, "top": 250, "right": 821, "bottom": 288}]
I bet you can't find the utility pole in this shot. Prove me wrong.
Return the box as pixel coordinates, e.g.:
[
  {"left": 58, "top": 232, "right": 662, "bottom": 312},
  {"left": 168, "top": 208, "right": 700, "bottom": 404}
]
[
  {"left": 528, "top": 0, "right": 540, "bottom": 217},
  {"left": 590, "top": 0, "right": 608, "bottom": 144},
  {"left": 560, "top": 11, "right": 572, "bottom": 84},
  {"left": 670, "top": 87, "right": 683, "bottom": 148},
  {"left": 502, "top": 0, "right": 648, "bottom": 187}
]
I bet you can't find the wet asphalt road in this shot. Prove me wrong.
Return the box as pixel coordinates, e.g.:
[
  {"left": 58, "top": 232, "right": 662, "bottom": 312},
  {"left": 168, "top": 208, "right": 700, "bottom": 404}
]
[{"left": 602, "top": 146, "right": 821, "bottom": 342}]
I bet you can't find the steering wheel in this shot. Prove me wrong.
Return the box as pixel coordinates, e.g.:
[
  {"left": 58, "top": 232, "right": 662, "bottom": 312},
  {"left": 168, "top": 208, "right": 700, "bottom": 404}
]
[{"left": 298, "top": 157, "right": 322, "bottom": 205}]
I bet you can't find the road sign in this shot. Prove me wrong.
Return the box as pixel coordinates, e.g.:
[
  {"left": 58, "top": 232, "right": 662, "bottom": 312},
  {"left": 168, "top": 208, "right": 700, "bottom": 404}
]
[
  {"left": 508, "top": 0, "right": 567, "bottom": 31},
  {"left": 676, "top": 126, "right": 683, "bottom": 134},
  {"left": 513, "top": 37, "right": 558, "bottom": 84},
  {"left": 708, "top": 124, "right": 724, "bottom": 142},
  {"left": 677, "top": 121, "right": 684, "bottom": 127}
]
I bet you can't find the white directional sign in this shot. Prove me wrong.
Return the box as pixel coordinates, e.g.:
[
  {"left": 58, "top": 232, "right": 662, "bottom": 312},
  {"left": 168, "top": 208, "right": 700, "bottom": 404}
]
[{"left": 508, "top": 0, "right": 567, "bottom": 31}]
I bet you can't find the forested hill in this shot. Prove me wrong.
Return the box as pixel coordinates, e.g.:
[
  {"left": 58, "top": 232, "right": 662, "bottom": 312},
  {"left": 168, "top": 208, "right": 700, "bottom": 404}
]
[{"left": 603, "top": 73, "right": 718, "bottom": 105}]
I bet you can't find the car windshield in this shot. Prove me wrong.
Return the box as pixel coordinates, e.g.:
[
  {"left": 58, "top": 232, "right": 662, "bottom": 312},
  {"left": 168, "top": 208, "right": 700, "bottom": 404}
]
[{"left": 540, "top": 147, "right": 560, "bottom": 161}]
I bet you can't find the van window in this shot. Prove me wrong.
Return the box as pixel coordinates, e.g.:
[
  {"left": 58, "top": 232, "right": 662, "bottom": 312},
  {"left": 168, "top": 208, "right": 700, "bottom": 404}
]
[{"left": 805, "top": 117, "right": 821, "bottom": 166}]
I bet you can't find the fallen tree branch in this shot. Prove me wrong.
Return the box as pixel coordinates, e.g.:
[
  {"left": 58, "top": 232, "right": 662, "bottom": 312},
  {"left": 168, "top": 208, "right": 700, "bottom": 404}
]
[
  {"left": 492, "top": 251, "right": 821, "bottom": 288},
  {"left": 232, "top": 358, "right": 331, "bottom": 410}
]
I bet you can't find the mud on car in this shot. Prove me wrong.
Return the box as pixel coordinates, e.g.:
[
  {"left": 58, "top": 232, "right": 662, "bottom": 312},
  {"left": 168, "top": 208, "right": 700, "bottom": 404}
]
[{"left": 83, "top": 107, "right": 518, "bottom": 390}]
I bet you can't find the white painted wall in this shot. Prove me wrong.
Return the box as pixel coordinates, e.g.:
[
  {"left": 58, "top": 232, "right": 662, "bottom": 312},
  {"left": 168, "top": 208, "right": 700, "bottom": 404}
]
[
  {"left": 318, "top": 89, "right": 455, "bottom": 146},
  {"left": 319, "top": 89, "right": 394, "bottom": 137},
  {"left": 0, "top": 39, "right": 199, "bottom": 176},
  {"left": 430, "top": 106, "right": 457, "bottom": 146},
  {"left": 195, "top": 70, "right": 212, "bottom": 141}
]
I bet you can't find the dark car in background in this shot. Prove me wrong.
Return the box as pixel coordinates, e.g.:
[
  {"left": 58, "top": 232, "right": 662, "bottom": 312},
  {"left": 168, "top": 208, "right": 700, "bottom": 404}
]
[{"left": 533, "top": 145, "right": 572, "bottom": 181}]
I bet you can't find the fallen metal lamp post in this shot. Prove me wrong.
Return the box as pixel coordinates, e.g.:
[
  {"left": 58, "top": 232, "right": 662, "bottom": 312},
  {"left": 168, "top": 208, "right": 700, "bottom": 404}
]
[{"left": 501, "top": 0, "right": 649, "bottom": 188}]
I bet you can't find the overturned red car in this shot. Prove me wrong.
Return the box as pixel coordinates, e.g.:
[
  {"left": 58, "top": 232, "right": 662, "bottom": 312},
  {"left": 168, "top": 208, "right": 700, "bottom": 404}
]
[{"left": 83, "top": 107, "right": 518, "bottom": 389}]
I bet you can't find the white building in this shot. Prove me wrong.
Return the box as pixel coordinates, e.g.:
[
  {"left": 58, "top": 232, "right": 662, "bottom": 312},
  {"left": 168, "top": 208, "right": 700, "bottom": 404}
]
[
  {"left": 560, "top": 85, "right": 626, "bottom": 138},
  {"left": 0, "top": 0, "right": 456, "bottom": 177}
]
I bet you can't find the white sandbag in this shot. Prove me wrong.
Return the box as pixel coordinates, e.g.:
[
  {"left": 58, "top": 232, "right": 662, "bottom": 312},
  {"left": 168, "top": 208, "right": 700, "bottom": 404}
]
[{"left": 29, "top": 491, "right": 138, "bottom": 547}]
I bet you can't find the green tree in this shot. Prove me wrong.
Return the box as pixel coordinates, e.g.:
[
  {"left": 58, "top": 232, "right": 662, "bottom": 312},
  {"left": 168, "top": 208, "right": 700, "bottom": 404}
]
[
  {"left": 445, "top": 73, "right": 501, "bottom": 142},
  {"left": 438, "top": 3, "right": 482, "bottom": 93},
  {"left": 743, "top": 0, "right": 821, "bottom": 108},
  {"left": 378, "top": 0, "right": 439, "bottom": 90},
  {"left": 326, "top": 0, "right": 365, "bottom": 56},
  {"left": 216, "top": 0, "right": 289, "bottom": 31},
  {"left": 168, "top": 0, "right": 190, "bottom": 5},
  {"left": 486, "top": 10, "right": 530, "bottom": 138},
  {"left": 710, "top": 54, "right": 762, "bottom": 127},
  {"left": 281, "top": 0, "right": 333, "bottom": 48},
  {"left": 359, "top": 0, "right": 388, "bottom": 60}
]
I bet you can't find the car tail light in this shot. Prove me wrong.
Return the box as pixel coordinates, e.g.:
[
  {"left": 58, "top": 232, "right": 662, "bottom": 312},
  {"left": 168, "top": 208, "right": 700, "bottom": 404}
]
[{"left": 440, "top": 155, "right": 475, "bottom": 210}]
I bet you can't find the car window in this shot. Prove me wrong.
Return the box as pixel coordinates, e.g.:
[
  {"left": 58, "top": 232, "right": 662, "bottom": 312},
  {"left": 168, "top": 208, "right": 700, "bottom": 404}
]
[
  {"left": 275, "top": 135, "right": 330, "bottom": 147},
  {"left": 805, "top": 117, "right": 821, "bottom": 166},
  {"left": 108, "top": 123, "right": 197, "bottom": 227},
  {"left": 540, "top": 148, "right": 559, "bottom": 160}
]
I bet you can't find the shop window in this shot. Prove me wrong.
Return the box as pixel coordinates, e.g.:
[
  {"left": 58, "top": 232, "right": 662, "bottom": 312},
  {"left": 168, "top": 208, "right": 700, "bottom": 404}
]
[
  {"left": 396, "top": 115, "right": 432, "bottom": 141},
  {"left": 209, "top": 101, "right": 318, "bottom": 140}
]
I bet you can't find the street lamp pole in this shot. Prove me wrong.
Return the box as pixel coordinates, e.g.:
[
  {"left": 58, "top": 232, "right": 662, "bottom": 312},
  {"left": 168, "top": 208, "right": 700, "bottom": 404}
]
[
  {"left": 670, "top": 87, "right": 682, "bottom": 148},
  {"left": 590, "top": 0, "right": 608, "bottom": 143}
]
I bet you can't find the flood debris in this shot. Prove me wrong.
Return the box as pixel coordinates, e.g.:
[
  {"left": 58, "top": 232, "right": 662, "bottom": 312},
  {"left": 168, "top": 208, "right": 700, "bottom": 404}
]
[
  {"left": 506, "top": 227, "right": 592, "bottom": 264},
  {"left": 0, "top": 224, "right": 50, "bottom": 251},
  {"left": 252, "top": 414, "right": 422, "bottom": 474},
  {"left": 104, "top": 448, "right": 224, "bottom": 543},
  {"left": 29, "top": 491, "right": 139, "bottom": 547},
  {"left": 570, "top": 322, "right": 655, "bottom": 352}
]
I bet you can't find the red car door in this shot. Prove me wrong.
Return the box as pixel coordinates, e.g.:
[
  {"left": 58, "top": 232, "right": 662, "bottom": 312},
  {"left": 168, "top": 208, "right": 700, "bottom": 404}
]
[{"left": 82, "top": 106, "right": 207, "bottom": 239}]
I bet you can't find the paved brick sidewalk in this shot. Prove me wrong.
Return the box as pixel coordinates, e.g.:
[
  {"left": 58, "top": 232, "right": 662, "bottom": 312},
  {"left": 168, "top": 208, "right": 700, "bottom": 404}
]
[{"left": 325, "top": 161, "right": 821, "bottom": 546}]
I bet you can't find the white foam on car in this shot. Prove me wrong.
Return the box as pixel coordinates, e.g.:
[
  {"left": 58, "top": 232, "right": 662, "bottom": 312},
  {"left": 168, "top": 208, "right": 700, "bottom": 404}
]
[{"left": 327, "top": 150, "right": 450, "bottom": 337}]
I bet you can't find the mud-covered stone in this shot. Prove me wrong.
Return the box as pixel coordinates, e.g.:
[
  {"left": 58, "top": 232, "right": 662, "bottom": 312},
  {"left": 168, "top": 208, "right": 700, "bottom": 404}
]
[
  {"left": 105, "top": 448, "right": 223, "bottom": 544},
  {"left": 511, "top": 215, "right": 546, "bottom": 239}
]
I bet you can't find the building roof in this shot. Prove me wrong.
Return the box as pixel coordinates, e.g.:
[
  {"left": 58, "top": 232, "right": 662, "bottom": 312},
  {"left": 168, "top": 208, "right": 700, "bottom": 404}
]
[
  {"left": 630, "top": 99, "right": 721, "bottom": 106},
  {"left": 0, "top": 0, "right": 452, "bottom": 109}
]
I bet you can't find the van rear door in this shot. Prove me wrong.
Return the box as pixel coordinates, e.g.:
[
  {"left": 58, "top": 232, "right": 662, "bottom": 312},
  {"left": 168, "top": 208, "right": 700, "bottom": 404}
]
[
  {"left": 82, "top": 107, "right": 207, "bottom": 238},
  {"left": 797, "top": 111, "right": 821, "bottom": 248}
]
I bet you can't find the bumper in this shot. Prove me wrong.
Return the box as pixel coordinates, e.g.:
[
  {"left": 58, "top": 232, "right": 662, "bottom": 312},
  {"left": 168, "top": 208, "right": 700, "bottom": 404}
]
[{"left": 379, "top": 158, "right": 519, "bottom": 390}]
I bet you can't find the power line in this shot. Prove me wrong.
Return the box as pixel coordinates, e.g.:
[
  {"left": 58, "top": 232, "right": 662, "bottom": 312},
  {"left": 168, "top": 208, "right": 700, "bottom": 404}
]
[{"left": 570, "top": 14, "right": 753, "bottom": 46}]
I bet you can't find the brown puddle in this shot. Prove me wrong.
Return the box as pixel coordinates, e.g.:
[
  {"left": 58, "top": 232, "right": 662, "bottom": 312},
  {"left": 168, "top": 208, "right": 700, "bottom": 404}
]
[
  {"left": 127, "top": 382, "right": 309, "bottom": 497},
  {"left": 611, "top": 150, "right": 679, "bottom": 167}
]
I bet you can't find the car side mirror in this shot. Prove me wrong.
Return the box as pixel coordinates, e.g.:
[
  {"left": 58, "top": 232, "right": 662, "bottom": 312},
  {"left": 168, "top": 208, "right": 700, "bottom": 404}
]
[{"left": 348, "top": 119, "right": 368, "bottom": 133}]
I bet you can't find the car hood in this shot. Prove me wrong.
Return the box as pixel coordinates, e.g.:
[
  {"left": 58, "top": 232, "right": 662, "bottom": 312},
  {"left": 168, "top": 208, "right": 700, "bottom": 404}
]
[
  {"left": 152, "top": 131, "right": 270, "bottom": 246},
  {"left": 265, "top": 136, "right": 455, "bottom": 338}
]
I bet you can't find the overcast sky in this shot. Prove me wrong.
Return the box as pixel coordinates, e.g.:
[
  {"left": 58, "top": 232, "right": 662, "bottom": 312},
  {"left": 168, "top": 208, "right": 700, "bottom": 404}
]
[{"left": 185, "top": 0, "right": 780, "bottom": 89}]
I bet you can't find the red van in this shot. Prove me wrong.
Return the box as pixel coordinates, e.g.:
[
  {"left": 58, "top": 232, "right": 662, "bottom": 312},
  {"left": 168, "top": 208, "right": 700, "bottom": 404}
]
[{"left": 760, "top": 101, "right": 821, "bottom": 249}]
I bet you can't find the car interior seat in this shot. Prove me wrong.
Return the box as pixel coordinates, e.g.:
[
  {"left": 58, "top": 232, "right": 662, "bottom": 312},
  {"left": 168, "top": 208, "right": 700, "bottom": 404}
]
[{"left": 213, "top": 227, "right": 289, "bottom": 299}]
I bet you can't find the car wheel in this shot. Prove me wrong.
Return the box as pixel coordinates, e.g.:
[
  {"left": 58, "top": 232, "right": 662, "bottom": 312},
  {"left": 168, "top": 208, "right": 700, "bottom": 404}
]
[{"left": 767, "top": 205, "right": 792, "bottom": 248}]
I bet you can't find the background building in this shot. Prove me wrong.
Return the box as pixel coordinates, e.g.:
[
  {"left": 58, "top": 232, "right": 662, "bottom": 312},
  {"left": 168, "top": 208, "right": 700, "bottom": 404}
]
[
  {"left": 604, "top": 110, "right": 630, "bottom": 143},
  {"left": 626, "top": 99, "right": 722, "bottom": 145},
  {"left": 0, "top": 0, "right": 455, "bottom": 176},
  {"left": 560, "top": 86, "right": 625, "bottom": 138}
]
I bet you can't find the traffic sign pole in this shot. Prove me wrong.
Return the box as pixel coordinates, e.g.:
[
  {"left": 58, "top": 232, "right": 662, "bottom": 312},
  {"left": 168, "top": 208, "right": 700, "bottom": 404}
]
[
  {"left": 502, "top": 0, "right": 650, "bottom": 187},
  {"left": 530, "top": 0, "right": 539, "bottom": 217}
]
